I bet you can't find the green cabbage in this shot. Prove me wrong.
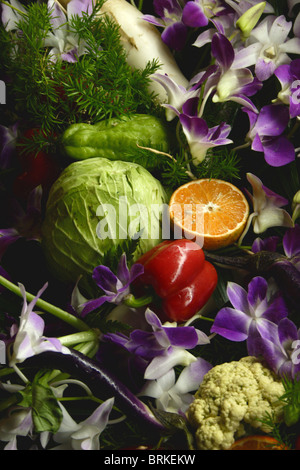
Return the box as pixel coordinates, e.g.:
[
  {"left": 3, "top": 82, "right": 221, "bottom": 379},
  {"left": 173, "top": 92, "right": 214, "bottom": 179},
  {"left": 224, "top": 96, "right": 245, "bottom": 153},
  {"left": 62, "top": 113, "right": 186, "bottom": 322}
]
[{"left": 41, "top": 158, "right": 168, "bottom": 292}]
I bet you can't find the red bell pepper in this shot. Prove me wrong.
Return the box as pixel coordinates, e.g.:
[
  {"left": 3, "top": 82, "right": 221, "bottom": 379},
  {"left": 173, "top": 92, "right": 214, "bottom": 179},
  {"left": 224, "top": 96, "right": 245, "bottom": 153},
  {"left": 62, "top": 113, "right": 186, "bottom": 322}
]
[{"left": 133, "top": 239, "right": 218, "bottom": 323}]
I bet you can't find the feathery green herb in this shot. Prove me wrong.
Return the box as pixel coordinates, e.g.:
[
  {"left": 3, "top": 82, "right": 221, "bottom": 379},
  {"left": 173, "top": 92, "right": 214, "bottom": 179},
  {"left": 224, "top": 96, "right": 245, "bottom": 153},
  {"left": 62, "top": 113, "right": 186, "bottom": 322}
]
[{"left": 0, "top": 0, "right": 160, "bottom": 136}]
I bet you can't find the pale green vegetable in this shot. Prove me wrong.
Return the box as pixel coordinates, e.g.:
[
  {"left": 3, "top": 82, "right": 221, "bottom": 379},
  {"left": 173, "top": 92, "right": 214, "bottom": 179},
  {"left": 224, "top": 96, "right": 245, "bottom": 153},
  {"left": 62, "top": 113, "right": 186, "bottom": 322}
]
[
  {"left": 186, "top": 356, "right": 285, "bottom": 450},
  {"left": 41, "top": 158, "right": 168, "bottom": 292}
]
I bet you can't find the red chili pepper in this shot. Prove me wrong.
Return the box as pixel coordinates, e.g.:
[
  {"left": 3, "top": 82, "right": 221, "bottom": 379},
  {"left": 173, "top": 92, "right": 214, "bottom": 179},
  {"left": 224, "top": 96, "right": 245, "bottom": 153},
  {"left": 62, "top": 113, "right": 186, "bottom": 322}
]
[{"left": 133, "top": 239, "right": 218, "bottom": 322}]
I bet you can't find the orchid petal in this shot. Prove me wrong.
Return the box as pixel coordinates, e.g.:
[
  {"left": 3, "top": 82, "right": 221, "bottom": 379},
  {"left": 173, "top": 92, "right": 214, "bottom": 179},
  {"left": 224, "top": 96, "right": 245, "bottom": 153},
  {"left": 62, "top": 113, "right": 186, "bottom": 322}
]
[
  {"left": 226, "top": 281, "right": 249, "bottom": 312},
  {"left": 254, "top": 105, "right": 289, "bottom": 137},
  {"left": 48, "top": 0, "right": 67, "bottom": 31},
  {"left": 262, "top": 135, "right": 295, "bottom": 167},
  {"left": 193, "top": 28, "right": 215, "bottom": 48},
  {"left": 67, "top": 0, "right": 93, "bottom": 17},
  {"left": 1, "top": 0, "right": 27, "bottom": 31},
  {"left": 144, "top": 348, "right": 197, "bottom": 380},
  {"left": 81, "top": 295, "right": 114, "bottom": 317},
  {"left": 153, "top": 0, "right": 182, "bottom": 18},
  {"left": 211, "top": 32, "right": 234, "bottom": 70},
  {"left": 182, "top": 2, "right": 209, "bottom": 28},
  {"left": 233, "top": 43, "right": 261, "bottom": 68},
  {"left": 227, "top": 93, "right": 259, "bottom": 113},
  {"left": 142, "top": 14, "right": 165, "bottom": 27},
  {"left": 165, "top": 324, "right": 209, "bottom": 349},
  {"left": 283, "top": 225, "right": 300, "bottom": 258},
  {"left": 251, "top": 236, "right": 279, "bottom": 253},
  {"left": 253, "top": 206, "right": 294, "bottom": 233},
  {"left": 92, "top": 266, "right": 120, "bottom": 294},
  {"left": 175, "top": 357, "right": 212, "bottom": 394},
  {"left": 161, "top": 22, "right": 188, "bottom": 50},
  {"left": 247, "top": 276, "right": 268, "bottom": 309},
  {"left": 83, "top": 397, "right": 114, "bottom": 432},
  {"left": 269, "top": 15, "right": 292, "bottom": 44},
  {"left": 278, "top": 317, "right": 298, "bottom": 349},
  {"left": 210, "top": 307, "right": 251, "bottom": 341}
]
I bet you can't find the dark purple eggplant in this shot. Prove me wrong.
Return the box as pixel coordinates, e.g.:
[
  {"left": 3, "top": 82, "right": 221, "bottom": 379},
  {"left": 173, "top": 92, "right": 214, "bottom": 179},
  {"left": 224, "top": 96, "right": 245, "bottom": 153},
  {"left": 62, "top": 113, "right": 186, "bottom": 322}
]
[
  {"left": 24, "top": 348, "right": 167, "bottom": 435},
  {"left": 204, "top": 250, "right": 300, "bottom": 303}
]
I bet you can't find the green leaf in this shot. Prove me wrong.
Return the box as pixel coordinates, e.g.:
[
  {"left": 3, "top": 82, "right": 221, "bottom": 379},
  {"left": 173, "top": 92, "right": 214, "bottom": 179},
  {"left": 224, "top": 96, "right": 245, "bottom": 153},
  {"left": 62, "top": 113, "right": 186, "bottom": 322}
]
[
  {"left": 32, "top": 371, "right": 63, "bottom": 433},
  {"left": 18, "top": 383, "right": 33, "bottom": 409},
  {"left": 18, "top": 371, "right": 63, "bottom": 434}
]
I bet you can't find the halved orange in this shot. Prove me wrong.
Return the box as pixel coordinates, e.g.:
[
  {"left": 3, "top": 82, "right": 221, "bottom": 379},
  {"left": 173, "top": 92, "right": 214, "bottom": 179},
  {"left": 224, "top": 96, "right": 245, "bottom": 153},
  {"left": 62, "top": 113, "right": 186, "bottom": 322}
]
[
  {"left": 230, "top": 435, "right": 289, "bottom": 450},
  {"left": 168, "top": 178, "right": 249, "bottom": 250}
]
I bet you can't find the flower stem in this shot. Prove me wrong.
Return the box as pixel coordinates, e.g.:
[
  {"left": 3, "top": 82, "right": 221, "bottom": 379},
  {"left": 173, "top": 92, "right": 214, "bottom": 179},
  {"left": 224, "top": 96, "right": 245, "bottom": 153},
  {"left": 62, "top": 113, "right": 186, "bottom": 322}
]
[
  {"left": 0, "top": 275, "right": 90, "bottom": 332},
  {"left": 123, "top": 293, "right": 153, "bottom": 308},
  {"left": 58, "top": 329, "right": 100, "bottom": 347}
]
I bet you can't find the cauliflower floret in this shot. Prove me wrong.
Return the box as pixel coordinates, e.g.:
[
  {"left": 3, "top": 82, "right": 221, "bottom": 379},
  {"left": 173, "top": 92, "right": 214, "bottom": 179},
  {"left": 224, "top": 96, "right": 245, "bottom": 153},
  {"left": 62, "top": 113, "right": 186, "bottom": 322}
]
[{"left": 186, "top": 356, "right": 285, "bottom": 450}]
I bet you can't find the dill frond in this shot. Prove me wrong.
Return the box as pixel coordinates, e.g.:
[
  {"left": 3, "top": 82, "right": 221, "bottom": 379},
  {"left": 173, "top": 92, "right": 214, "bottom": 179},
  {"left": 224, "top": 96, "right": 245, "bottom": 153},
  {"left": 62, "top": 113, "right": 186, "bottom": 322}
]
[{"left": 194, "top": 148, "right": 241, "bottom": 182}]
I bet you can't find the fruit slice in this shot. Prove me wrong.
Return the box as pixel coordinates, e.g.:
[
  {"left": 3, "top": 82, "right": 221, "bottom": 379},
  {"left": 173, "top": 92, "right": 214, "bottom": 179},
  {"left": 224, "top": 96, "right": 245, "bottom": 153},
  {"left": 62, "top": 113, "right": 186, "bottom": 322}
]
[
  {"left": 169, "top": 178, "right": 249, "bottom": 250},
  {"left": 230, "top": 435, "right": 289, "bottom": 450}
]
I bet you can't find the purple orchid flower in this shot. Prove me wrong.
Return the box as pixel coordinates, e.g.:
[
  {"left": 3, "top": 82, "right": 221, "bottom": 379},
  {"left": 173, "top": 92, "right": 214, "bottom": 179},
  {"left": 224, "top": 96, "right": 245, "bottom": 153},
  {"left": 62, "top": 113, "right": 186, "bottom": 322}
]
[
  {"left": 282, "top": 224, "right": 300, "bottom": 271},
  {"left": 182, "top": 0, "right": 229, "bottom": 28},
  {"left": 251, "top": 225, "right": 300, "bottom": 262},
  {"left": 0, "top": 123, "right": 18, "bottom": 169},
  {"left": 193, "top": 33, "right": 262, "bottom": 114},
  {"left": 257, "top": 317, "right": 300, "bottom": 380},
  {"left": 0, "top": 185, "right": 43, "bottom": 260},
  {"left": 274, "top": 59, "right": 300, "bottom": 118},
  {"left": 45, "top": 0, "right": 93, "bottom": 62},
  {"left": 138, "top": 356, "right": 212, "bottom": 413},
  {"left": 9, "top": 282, "right": 70, "bottom": 367},
  {"left": 211, "top": 276, "right": 289, "bottom": 356},
  {"left": 178, "top": 97, "right": 233, "bottom": 165},
  {"left": 81, "top": 253, "right": 144, "bottom": 317},
  {"left": 52, "top": 397, "right": 115, "bottom": 450},
  {"left": 235, "top": 14, "right": 300, "bottom": 81},
  {"left": 192, "top": 0, "right": 274, "bottom": 50},
  {"left": 150, "top": 73, "right": 201, "bottom": 121},
  {"left": 243, "top": 104, "right": 295, "bottom": 166},
  {"left": 103, "top": 308, "right": 210, "bottom": 380},
  {"left": 142, "top": 0, "right": 188, "bottom": 50},
  {"left": 245, "top": 172, "right": 294, "bottom": 234},
  {"left": 251, "top": 235, "right": 280, "bottom": 253}
]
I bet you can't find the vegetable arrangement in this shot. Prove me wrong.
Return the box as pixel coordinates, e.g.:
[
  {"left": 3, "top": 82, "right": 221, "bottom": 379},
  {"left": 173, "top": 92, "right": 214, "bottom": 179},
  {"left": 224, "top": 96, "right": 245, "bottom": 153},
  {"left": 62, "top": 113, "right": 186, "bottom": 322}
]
[{"left": 0, "top": 0, "right": 300, "bottom": 452}]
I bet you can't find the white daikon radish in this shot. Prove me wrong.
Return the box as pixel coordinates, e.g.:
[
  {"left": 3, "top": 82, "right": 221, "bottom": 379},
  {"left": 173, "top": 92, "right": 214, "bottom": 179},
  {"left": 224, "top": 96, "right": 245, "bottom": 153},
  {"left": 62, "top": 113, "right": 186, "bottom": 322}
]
[{"left": 97, "top": 0, "right": 189, "bottom": 102}]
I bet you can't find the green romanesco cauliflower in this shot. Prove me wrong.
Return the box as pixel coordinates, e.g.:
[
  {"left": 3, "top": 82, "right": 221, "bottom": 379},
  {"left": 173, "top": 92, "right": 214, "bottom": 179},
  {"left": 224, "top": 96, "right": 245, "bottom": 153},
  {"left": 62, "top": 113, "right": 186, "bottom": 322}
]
[{"left": 186, "top": 356, "right": 285, "bottom": 450}]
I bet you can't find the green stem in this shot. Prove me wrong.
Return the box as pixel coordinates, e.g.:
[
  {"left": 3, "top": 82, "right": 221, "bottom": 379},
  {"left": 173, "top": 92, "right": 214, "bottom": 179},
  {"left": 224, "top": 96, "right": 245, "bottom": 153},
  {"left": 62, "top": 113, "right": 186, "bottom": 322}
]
[
  {"left": 124, "top": 293, "right": 153, "bottom": 308},
  {"left": 199, "top": 315, "right": 214, "bottom": 322},
  {"left": 0, "top": 275, "right": 90, "bottom": 332},
  {"left": 58, "top": 395, "right": 104, "bottom": 405},
  {"left": 58, "top": 329, "right": 100, "bottom": 347}
]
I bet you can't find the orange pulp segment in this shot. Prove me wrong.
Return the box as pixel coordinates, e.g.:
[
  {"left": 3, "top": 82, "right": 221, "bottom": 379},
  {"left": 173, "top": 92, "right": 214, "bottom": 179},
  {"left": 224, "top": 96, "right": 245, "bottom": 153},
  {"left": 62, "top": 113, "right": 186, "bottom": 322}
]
[{"left": 169, "top": 178, "right": 249, "bottom": 250}]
